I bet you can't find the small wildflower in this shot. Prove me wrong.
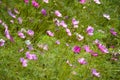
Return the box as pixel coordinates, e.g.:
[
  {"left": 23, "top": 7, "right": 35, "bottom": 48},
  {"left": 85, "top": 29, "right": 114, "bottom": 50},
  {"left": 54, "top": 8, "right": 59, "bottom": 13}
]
[
  {"left": 110, "top": 28, "right": 117, "bottom": 36},
  {"left": 56, "top": 40, "right": 60, "bottom": 45},
  {"left": 97, "top": 43, "right": 109, "bottom": 53},
  {"left": 94, "top": 0, "right": 101, "bottom": 4},
  {"left": 72, "top": 46, "right": 81, "bottom": 53},
  {"left": 76, "top": 33, "right": 84, "bottom": 41},
  {"left": 20, "top": 58, "right": 28, "bottom": 67},
  {"left": 55, "top": 10, "right": 62, "bottom": 17},
  {"left": 78, "top": 58, "right": 87, "bottom": 65},
  {"left": 24, "top": 0, "right": 29, "bottom": 4},
  {"left": 18, "top": 17, "right": 22, "bottom": 24},
  {"left": 25, "top": 40, "right": 31, "bottom": 45},
  {"left": 86, "top": 26, "right": 94, "bottom": 36},
  {"left": 27, "top": 29, "right": 34, "bottom": 36},
  {"left": 79, "top": 0, "right": 86, "bottom": 4},
  {"left": 92, "top": 69, "right": 100, "bottom": 77},
  {"left": 60, "top": 20, "right": 67, "bottom": 28},
  {"left": 41, "top": 9, "right": 47, "bottom": 16},
  {"left": 72, "top": 18, "right": 79, "bottom": 28},
  {"left": 8, "top": 10, "right": 16, "bottom": 18},
  {"left": 83, "top": 45, "right": 91, "bottom": 52},
  {"left": 46, "top": 30, "right": 54, "bottom": 37},
  {"left": 32, "top": 0, "right": 39, "bottom": 8},
  {"left": 18, "top": 31, "right": 26, "bottom": 38},
  {"left": 43, "top": 0, "right": 49, "bottom": 3},
  {"left": 103, "top": 14, "right": 110, "bottom": 20},
  {"left": 0, "top": 39, "right": 5, "bottom": 47}
]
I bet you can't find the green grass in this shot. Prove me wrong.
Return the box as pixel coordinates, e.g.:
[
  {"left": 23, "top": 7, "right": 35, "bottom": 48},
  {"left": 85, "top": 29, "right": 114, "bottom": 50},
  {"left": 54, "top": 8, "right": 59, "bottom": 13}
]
[{"left": 0, "top": 0, "right": 120, "bottom": 80}]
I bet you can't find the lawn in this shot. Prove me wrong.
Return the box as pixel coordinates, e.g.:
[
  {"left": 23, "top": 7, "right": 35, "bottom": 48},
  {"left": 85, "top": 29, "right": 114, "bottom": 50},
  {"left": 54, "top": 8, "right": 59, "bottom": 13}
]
[{"left": 0, "top": 0, "right": 120, "bottom": 80}]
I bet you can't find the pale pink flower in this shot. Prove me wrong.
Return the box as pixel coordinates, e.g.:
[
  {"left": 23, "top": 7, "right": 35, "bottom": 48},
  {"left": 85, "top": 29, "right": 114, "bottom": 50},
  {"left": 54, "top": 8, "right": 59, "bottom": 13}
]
[
  {"left": 46, "top": 30, "right": 54, "bottom": 37},
  {"left": 110, "top": 28, "right": 117, "bottom": 36},
  {"left": 72, "top": 46, "right": 81, "bottom": 53},
  {"left": 89, "top": 50, "right": 98, "bottom": 57},
  {"left": 94, "top": 0, "right": 101, "bottom": 4},
  {"left": 83, "top": 45, "right": 91, "bottom": 52},
  {"left": 26, "top": 51, "right": 37, "bottom": 60},
  {"left": 97, "top": 43, "right": 109, "bottom": 53},
  {"left": 10, "top": 20, "right": 14, "bottom": 24},
  {"left": 103, "top": 14, "right": 110, "bottom": 20},
  {"left": 43, "top": 0, "right": 49, "bottom": 3},
  {"left": 53, "top": 18, "right": 60, "bottom": 26},
  {"left": 86, "top": 26, "right": 94, "bottom": 36},
  {"left": 24, "top": 0, "right": 29, "bottom": 4},
  {"left": 8, "top": 10, "right": 16, "bottom": 18},
  {"left": 92, "top": 69, "right": 100, "bottom": 77},
  {"left": 72, "top": 18, "right": 79, "bottom": 28},
  {"left": 27, "top": 45, "right": 34, "bottom": 50},
  {"left": 55, "top": 10, "right": 62, "bottom": 17},
  {"left": 60, "top": 20, "right": 67, "bottom": 28},
  {"left": 18, "top": 31, "right": 26, "bottom": 38},
  {"left": 56, "top": 40, "right": 60, "bottom": 45},
  {"left": 18, "top": 17, "right": 22, "bottom": 24},
  {"left": 80, "top": 0, "right": 86, "bottom": 4},
  {"left": 27, "top": 29, "right": 34, "bottom": 36},
  {"left": 76, "top": 33, "right": 84, "bottom": 41},
  {"left": 0, "top": 19, "right": 2, "bottom": 24},
  {"left": 14, "top": 8, "right": 19, "bottom": 14},
  {"left": 78, "top": 58, "right": 87, "bottom": 65},
  {"left": 32, "top": 0, "right": 39, "bottom": 8},
  {"left": 20, "top": 58, "right": 28, "bottom": 67},
  {"left": 0, "top": 39, "right": 5, "bottom": 47}
]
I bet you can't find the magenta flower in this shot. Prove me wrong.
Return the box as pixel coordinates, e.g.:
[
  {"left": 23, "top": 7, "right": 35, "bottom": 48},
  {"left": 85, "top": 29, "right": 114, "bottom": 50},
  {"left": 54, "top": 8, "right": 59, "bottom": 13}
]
[
  {"left": 72, "top": 46, "right": 81, "bottom": 53},
  {"left": 32, "top": 0, "right": 39, "bottom": 8},
  {"left": 78, "top": 58, "right": 87, "bottom": 65},
  {"left": 18, "top": 31, "right": 25, "bottom": 38},
  {"left": 79, "top": 0, "right": 86, "bottom": 4},
  {"left": 55, "top": 10, "right": 62, "bottom": 17},
  {"left": 110, "top": 28, "right": 117, "bottom": 36},
  {"left": 72, "top": 18, "right": 79, "bottom": 28},
  {"left": 41, "top": 9, "right": 47, "bottom": 16},
  {"left": 46, "top": 30, "right": 54, "bottom": 37},
  {"left": 97, "top": 43, "right": 109, "bottom": 53},
  {"left": 0, "top": 39, "right": 5, "bottom": 47},
  {"left": 56, "top": 40, "right": 60, "bottom": 45},
  {"left": 60, "top": 20, "right": 67, "bottom": 28},
  {"left": 20, "top": 58, "right": 28, "bottom": 67},
  {"left": 24, "top": 0, "right": 29, "bottom": 4},
  {"left": 43, "top": 0, "right": 49, "bottom": 3},
  {"left": 27, "top": 29, "right": 34, "bottom": 36},
  {"left": 17, "top": 17, "right": 22, "bottom": 24},
  {"left": 92, "top": 69, "right": 100, "bottom": 77},
  {"left": 86, "top": 26, "right": 94, "bottom": 36},
  {"left": 83, "top": 45, "right": 91, "bottom": 53},
  {"left": 94, "top": 0, "right": 101, "bottom": 4},
  {"left": 8, "top": 10, "right": 16, "bottom": 18}
]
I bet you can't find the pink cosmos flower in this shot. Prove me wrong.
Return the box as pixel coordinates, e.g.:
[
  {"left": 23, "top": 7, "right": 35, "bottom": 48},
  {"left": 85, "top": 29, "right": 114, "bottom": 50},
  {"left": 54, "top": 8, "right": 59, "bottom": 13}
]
[
  {"left": 89, "top": 50, "right": 98, "bottom": 57},
  {"left": 76, "top": 33, "right": 84, "bottom": 41},
  {"left": 14, "top": 8, "right": 19, "bottom": 14},
  {"left": 53, "top": 18, "right": 60, "bottom": 26},
  {"left": 78, "top": 58, "right": 87, "bottom": 65},
  {"left": 72, "top": 18, "right": 79, "bottom": 28},
  {"left": 18, "top": 17, "right": 22, "bottom": 24},
  {"left": 43, "top": 0, "right": 49, "bottom": 3},
  {"left": 60, "top": 20, "right": 67, "bottom": 28},
  {"left": 103, "top": 14, "right": 110, "bottom": 20},
  {"left": 79, "top": 0, "right": 86, "bottom": 4},
  {"left": 72, "top": 46, "right": 81, "bottom": 53},
  {"left": 66, "top": 28, "right": 72, "bottom": 36},
  {"left": 83, "top": 45, "right": 91, "bottom": 53},
  {"left": 97, "top": 43, "right": 109, "bottom": 53},
  {"left": 18, "top": 31, "right": 26, "bottom": 38},
  {"left": 26, "top": 51, "right": 37, "bottom": 60},
  {"left": 55, "top": 10, "right": 62, "bottom": 17},
  {"left": 110, "top": 28, "right": 117, "bottom": 36},
  {"left": 24, "top": 0, "right": 29, "bottom": 4},
  {"left": 32, "top": 0, "right": 39, "bottom": 8},
  {"left": 20, "top": 58, "right": 28, "bottom": 67},
  {"left": 0, "top": 39, "right": 5, "bottom": 47},
  {"left": 46, "top": 30, "right": 54, "bottom": 37},
  {"left": 92, "top": 69, "right": 100, "bottom": 77},
  {"left": 86, "top": 26, "right": 94, "bottom": 36},
  {"left": 56, "top": 40, "right": 60, "bottom": 45},
  {"left": 27, "top": 29, "right": 34, "bottom": 36},
  {"left": 8, "top": 10, "right": 16, "bottom": 18},
  {"left": 41, "top": 9, "right": 47, "bottom": 16},
  {"left": 94, "top": 0, "right": 101, "bottom": 4}
]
